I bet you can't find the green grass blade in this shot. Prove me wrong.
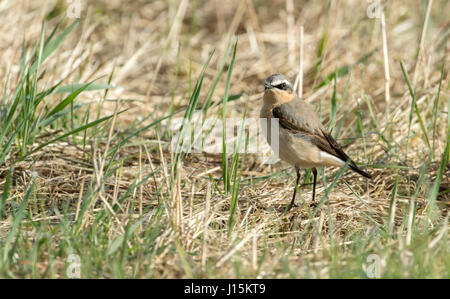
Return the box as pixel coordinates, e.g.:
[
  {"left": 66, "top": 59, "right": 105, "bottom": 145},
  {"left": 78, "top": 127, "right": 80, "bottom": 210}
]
[
  {"left": 29, "top": 19, "right": 79, "bottom": 74},
  {"left": 400, "top": 61, "right": 431, "bottom": 159},
  {"left": 312, "top": 161, "right": 350, "bottom": 217},
  {"left": 328, "top": 74, "right": 337, "bottom": 132},
  {"left": 107, "top": 218, "right": 146, "bottom": 256},
  {"left": 201, "top": 38, "right": 234, "bottom": 112},
  {"left": 316, "top": 49, "right": 377, "bottom": 89},
  {"left": 343, "top": 181, "right": 385, "bottom": 231},
  {"left": 28, "top": 109, "right": 128, "bottom": 157},
  {"left": 2, "top": 180, "right": 34, "bottom": 263},
  {"left": 221, "top": 39, "right": 238, "bottom": 194},
  {"left": 429, "top": 99, "right": 449, "bottom": 205},
  {"left": 432, "top": 62, "right": 445, "bottom": 158},
  {"left": 54, "top": 82, "right": 115, "bottom": 94},
  {"left": 0, "top": 168, "right": 11, "bottom": 219},
  {"left": 45, "top": 81, "right": 96, "bottom": 119},
  {"left": 228, "top": 96, "right": 248, "bottom": 233},
  {"left": 388, "top": 176, "right": 398, "bottom": 234}
]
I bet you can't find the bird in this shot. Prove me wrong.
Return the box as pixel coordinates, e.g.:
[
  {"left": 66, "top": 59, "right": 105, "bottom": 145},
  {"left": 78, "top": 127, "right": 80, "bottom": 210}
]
[{"left": 260, "top": 73, "right": 371, "bottom": 210}]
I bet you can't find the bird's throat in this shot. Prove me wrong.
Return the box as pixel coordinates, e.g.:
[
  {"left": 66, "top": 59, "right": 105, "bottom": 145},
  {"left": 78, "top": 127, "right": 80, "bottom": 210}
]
[{"left": 262, "top": 89, "right": 294, "bottom": 109}]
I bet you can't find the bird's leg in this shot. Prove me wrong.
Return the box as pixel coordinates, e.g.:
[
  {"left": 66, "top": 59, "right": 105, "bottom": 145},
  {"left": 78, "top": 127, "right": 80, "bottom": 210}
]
[
  {"left": 287, "top": 168, "right": 301, "bottom": 211},
  {"left": 311, "top": 168, "right": 318, "bottom": 207}
]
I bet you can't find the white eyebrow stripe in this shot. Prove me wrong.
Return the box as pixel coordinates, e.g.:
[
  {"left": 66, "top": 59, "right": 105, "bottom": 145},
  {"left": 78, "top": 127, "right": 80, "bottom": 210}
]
[{"left": 269, "top": 78, "right": 290, "bottom": 86}]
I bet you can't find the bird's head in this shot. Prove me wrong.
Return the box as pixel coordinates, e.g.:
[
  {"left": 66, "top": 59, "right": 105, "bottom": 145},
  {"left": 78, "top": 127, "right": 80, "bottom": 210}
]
[{"left": 264, "top": 74, "right": 293, "bottom": 93}]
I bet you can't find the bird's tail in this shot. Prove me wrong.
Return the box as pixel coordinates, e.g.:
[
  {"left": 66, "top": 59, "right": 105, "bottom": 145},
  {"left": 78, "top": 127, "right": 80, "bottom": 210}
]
[{"left": 349, "top": 161, "right": 372, "bottom": 179}]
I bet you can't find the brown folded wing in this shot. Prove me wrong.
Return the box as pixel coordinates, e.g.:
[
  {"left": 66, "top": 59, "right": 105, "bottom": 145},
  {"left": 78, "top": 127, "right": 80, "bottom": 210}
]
[{"left": 272, "top": 98, "right": 371, "bottom": 178}]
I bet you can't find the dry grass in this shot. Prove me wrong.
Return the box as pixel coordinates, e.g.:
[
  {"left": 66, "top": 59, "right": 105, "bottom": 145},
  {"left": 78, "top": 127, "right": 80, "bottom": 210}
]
[{"left": 0, "top": 0, "right": 449, "bottom": 278}]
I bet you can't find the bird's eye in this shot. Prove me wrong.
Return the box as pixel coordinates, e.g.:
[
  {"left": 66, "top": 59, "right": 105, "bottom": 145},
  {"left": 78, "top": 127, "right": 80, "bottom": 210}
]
[{"left": 278, "top": 83, "right": 286, "bottom": 89}]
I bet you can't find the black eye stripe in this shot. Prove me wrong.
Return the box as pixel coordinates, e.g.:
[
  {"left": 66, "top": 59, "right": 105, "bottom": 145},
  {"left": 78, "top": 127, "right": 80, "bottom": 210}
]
[{"left": 275, "top": 83, "right": 288, "bottom": 89}]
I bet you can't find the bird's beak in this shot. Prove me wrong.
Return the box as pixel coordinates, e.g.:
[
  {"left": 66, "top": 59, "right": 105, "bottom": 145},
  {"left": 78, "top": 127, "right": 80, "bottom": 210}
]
[{"left": 264, "top": 84, "right": 271, "bottom": 91}]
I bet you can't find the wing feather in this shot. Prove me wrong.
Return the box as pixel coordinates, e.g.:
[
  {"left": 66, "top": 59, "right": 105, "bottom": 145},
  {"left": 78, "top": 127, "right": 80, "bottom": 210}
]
[{"left": 272, "top": 97, "right": 371, "bottom": 178}]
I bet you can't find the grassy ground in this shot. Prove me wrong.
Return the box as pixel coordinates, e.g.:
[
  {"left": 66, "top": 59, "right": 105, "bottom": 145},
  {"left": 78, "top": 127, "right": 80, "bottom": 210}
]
[{"left": 0, "top": 0, "right": 449, "bottom": 278}]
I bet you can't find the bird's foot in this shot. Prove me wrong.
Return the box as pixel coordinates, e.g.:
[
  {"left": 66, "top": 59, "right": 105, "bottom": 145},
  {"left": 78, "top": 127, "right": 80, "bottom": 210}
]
[
  {"left": 285, "top": 202, "right": 298, "bottom": 212},
  {"left": 309, "top": 202, "right": 317, "bottom": 209}
]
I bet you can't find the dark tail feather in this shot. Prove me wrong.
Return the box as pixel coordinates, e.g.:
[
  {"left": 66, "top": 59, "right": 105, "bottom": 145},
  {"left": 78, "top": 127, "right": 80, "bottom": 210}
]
[
  {"left": 320, "top": 131, "right": 372, "bottom": 179},
  {"left": 349, "top": 161, "right": 372, "bottom": 179}
]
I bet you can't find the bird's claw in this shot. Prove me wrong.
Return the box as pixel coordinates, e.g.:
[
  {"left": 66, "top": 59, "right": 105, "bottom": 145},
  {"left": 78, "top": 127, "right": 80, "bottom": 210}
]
[{"left": 285, "top": 202, "right": 298, "bottom": 212}]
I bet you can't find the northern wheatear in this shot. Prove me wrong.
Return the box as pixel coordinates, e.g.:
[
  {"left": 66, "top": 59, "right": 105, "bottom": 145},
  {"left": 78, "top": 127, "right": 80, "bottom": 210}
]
[{"left": 260, "top": 74, "right": 371, "bottom": 210}]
